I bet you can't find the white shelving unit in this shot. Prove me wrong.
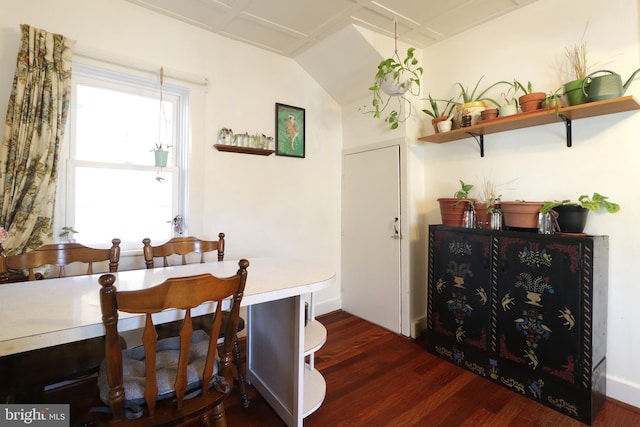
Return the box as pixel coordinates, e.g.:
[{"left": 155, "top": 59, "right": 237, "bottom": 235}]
[
  {"left": 303, "top": 293, "right": 327, "bottom": 417},
  {"left": 247, "top": 290, "right": 329, "bottom": 426}
]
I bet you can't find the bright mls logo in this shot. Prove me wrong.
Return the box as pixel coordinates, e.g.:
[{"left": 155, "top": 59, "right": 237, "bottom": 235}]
[{"left": 0, "top": 405, "right": 69, "bottom": 426}]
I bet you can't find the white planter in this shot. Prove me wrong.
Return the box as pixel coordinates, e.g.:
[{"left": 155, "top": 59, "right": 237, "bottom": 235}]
[
  {"left": 380, "top": 71, "right": 411, "bottom": 96},
  {"left": 499, "top": 104, "right": 518, "bottom": 117}
]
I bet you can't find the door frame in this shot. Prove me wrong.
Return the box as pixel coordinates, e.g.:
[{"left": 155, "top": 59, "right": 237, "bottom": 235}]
[{"left": 342, "top": 138, "right": 411, "bottom": 336}]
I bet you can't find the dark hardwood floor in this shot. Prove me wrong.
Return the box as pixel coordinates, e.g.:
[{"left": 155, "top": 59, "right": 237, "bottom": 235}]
[
  {"left": 223, "top": 310, "right": 640, "bottom": 427},
  {"left": 51, "top": 310, "right": 639, "bottom": 426}
]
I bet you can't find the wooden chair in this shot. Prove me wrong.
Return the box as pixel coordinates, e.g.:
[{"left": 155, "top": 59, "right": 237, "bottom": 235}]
[
  {"left": 0, "top": 239, "right": 121, "bottom": 281},
  {"left": 96, "top": 259, "right": 249, "bottom": 426},
  {"left": 143, "top": 235, "right": 224, "bottom": 268},
  {"left": 142, "top": 234, "right": 250, "bottom": 408},
  {"left": 0, "top": 239, "right": 121, "bottom": 403}
]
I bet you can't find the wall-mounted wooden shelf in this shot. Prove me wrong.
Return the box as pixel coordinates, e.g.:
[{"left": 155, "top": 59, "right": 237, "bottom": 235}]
[
  {"left": 417, "top": 96, "right": 640, "bottom": 157},
  {"left": 214, "top": 144, "right": 275, "bottom": 156}
]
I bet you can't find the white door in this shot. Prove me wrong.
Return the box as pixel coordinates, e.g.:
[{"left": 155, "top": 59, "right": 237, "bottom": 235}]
[{"left": 341, "top": 145, "right": 401, "bottom": 333}]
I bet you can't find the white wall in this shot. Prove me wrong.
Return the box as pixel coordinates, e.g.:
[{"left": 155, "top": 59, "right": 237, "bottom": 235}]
[
  {"left": 0, "top": 0, "right": 342, "bottom": 314},
  {"left": 421, "top": 0, "right": 640, "bottom": 408}
]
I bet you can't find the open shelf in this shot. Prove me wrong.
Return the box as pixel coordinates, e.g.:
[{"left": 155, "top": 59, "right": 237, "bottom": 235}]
[
  {"left": 303, "top": 365, "right": 326, "bottom": 417},
  {"left": 417, "top": 96, "right": 640, "bottom": 156},
  {"left": 213, "top": 144, "right": 275, "bottom": 156},
  {"left": 304, "top": 320, "right": 327, "bottom": 355}
]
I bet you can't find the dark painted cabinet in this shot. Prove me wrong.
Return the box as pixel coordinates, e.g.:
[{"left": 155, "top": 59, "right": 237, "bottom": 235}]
[{"left": 426, "top": 225, "right": 608, "bottom": 424}]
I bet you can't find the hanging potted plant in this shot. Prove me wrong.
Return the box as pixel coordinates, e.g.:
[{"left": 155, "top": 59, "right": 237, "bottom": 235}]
[
  {"left": 362, "top": 46, "right": 423, "bottom": 129},
  {"left": 540, "top": 193, "right": 619, "bottom": 233},
  {"left": 422, "top": 94, "right": 457, "bottom": 133},
  {"left": 438, "top": 180, "right": 476, "bottom": 227},
  {"left": 152, "top": 143, "right": 170, "bottom": 168}
]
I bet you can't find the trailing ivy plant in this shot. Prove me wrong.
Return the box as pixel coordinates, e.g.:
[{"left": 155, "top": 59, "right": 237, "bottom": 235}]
[{"left": 361, "top": 47, "right": 423, "bottom": 129}]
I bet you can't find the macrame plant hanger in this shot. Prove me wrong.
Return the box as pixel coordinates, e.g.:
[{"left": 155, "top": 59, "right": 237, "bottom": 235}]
[{"left": 155, "top": 67, "right": 167, "bottom": 182}]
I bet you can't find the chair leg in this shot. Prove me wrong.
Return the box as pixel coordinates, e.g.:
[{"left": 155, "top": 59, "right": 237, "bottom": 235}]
[
  {"left": 232, "top": 336, "right": 250, "bottom": 408},
  {"left": 210, "top": 402, "right": 227, "bottom": 427}
]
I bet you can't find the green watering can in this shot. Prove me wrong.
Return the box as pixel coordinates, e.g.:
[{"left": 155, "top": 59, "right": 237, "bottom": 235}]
[{"left": 581, "top": 69, "right": 640, "bottom": 102}]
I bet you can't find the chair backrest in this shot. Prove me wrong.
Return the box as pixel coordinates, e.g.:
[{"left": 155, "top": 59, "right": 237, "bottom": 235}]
[
  {"left": 98, "top": 259, "right": 249, "bottom": 423},
  {"left": 142, "top": 234, "right": 225, "bottom": 269},
  {"left": 0, "top": 239, "right": 121, "bottom": 281}
]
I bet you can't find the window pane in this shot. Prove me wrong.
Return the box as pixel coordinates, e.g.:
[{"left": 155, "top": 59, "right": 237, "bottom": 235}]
[
  {"left": 74, "top": 166, "right": 174, "bottom": 244},
  {"left": 75, "top": 84, "right": 174, "bottom": 166}
]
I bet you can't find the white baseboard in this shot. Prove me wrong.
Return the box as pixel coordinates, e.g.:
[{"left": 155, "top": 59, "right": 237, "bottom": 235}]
[{"left": 606, "top": 372, "right": 640, "bottom": 409}]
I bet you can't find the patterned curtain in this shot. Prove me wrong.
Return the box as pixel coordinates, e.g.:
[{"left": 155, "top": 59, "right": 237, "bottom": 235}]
[{"left": 0, "top": 25, "right": 75, "bottom": 255}]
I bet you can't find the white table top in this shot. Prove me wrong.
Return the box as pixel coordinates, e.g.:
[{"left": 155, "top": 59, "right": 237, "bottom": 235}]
[{"left": 0, "top": 257, "right": 335, "bottom": 357}]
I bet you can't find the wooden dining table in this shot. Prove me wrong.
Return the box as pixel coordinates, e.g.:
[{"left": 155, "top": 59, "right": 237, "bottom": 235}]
[{"left": 0, "top": 257, "right": 335, "bottom": 427}]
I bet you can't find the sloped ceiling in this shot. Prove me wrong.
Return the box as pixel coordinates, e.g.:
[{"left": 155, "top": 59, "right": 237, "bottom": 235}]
[{"left": 125, "top": 0, "right": 539, "bottom": 104}]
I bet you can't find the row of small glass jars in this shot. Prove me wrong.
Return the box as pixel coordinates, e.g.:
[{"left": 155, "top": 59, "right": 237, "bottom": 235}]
[
  {"left": 463, "top": 202, "right": 558, "bottom": 234},
  {"left": 464, "top": 203, "right": 503, "bottom": 230},
  {"left": 217, "top": 128, "right": 274, "bottom": 150}
]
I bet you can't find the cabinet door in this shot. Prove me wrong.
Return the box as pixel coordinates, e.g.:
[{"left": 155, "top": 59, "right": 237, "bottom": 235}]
[
  {"left": 428, "top": 229, "right": 492, "bottom": 352},
  {"left": 495, "top": 235, "right": 584, "bottom": 387}
]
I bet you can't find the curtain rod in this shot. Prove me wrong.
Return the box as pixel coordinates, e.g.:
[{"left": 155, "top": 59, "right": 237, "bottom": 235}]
[{"left": 73, "top": 48, "right": 208, "bottom": 87}]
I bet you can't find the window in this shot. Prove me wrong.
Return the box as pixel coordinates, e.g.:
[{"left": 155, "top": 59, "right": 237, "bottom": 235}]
[{"left": 61, "top": 62, "right": 189, "bottom": 248}]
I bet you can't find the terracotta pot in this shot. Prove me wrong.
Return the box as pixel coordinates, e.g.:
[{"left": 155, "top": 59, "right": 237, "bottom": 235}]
[
  {"left": 431, "top": 116, "right": 449, "bottom": 133},
  {"left": 480, "top": 108, "right": 498, "bottom": 121},
  {"left": 555, "top": 205, "right": 589, "bottom": 233},
  {"left": 518, "top": 92, "right": 546, "bottom": 112},
  {"left": 501, "top": 201, "right": 544, "bottom": 229},
  {"left": 437, "top": 198, "right": 475, "bottom": 227}
]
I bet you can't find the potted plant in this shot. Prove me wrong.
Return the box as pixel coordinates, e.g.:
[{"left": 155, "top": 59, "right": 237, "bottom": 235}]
[
  {"left": 540, "top": 192, "right": 619, "bottom": 233},
  {"left": 498, "top": 80, "right": 521, "bottom": 117},
  {"left": 514, "top": 80, "right": 546, "bottom": 112},
  {"left": 152, "top": 143, "right": 170, "bottom": 167},
  {"left": 362, "top": 47, "right": 423, "bottom": 129},
  {"left": 454, "top": 77, "right": 508, "bottom": 127},
  {"left": 437, "top": 180, "right": 476, "bottom": 227},
  {"left": 541, "top": 87, "right": 564, "bottom": 114},
  {"left": 501, "top": 200, "right": 545, "bottom": 230},
  {"left": 475, "top": 178, "right": 503, "bottom": 229},
  {"left": 480, "top": 107, "right": 499, "bottom": 121},
  {"left": 59, "top": 226, "right": 79, "bottom": 243},
  {"left": 422, "top": 94, "right": 457, "bottom": 133},
  {"left": 563, "top": 36, "right": 590, "bottom": 106}
]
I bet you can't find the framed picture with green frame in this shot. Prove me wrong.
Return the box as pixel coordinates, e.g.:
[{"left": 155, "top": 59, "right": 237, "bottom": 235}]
[{"left": 275, "top": 103, "right": 305, "bottom": 158}]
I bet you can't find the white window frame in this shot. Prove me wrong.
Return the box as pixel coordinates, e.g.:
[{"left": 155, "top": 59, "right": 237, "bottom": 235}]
[{"left": 58, "top": 61, "right": 189, "bottom": 249}]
